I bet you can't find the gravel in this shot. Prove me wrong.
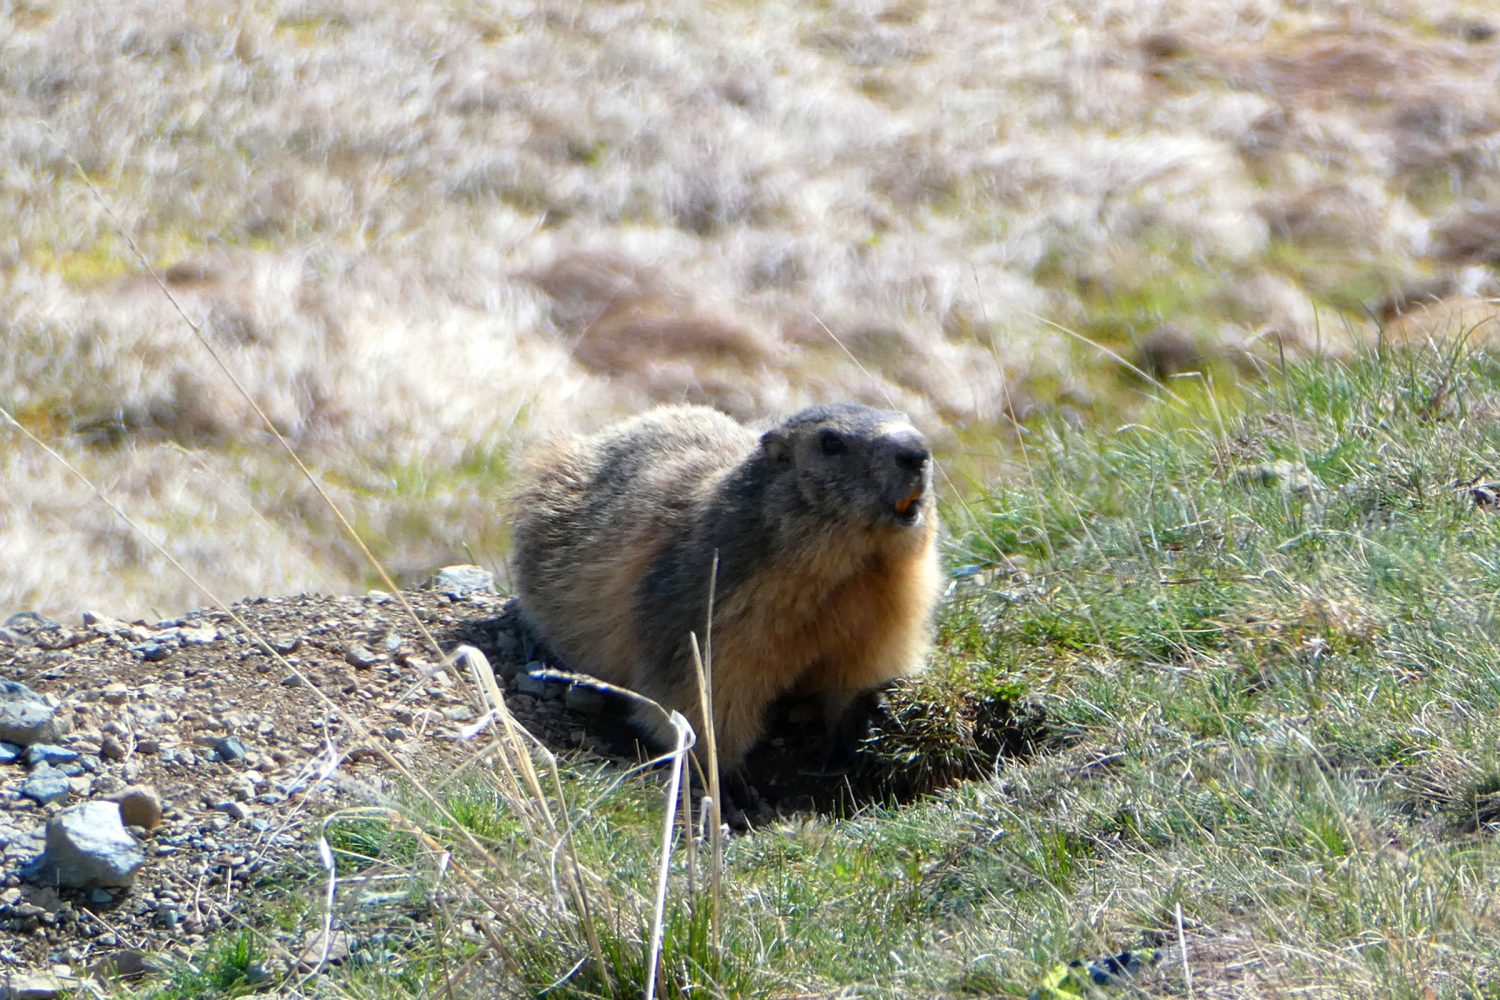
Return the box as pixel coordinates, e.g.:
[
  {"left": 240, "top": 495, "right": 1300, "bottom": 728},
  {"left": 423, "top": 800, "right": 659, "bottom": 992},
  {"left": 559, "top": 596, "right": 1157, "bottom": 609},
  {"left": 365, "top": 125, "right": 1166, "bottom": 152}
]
[{"left": 0, "top": 582, "right": 843, "bottom": 985}]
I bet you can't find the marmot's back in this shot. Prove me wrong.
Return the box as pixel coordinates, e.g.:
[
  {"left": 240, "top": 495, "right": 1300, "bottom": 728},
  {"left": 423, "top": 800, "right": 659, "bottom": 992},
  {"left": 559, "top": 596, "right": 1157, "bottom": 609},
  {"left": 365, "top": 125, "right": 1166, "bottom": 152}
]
[
  {"left": 511, "top": 406, "right": 752, "bottom": 684},
  {"left": 510, "top": 402, "right": 942, "bottom": 770}
]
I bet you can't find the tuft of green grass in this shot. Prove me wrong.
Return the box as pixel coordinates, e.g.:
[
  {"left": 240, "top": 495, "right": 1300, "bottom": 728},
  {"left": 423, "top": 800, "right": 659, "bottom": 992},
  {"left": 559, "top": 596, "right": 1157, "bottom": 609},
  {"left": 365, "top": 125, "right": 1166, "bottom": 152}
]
[
  {"left": 137, "top": 932, "right": 269, "bottom": 1000},
  {"left": 322, "top": 814, "right": 421, "bottom": 876}
]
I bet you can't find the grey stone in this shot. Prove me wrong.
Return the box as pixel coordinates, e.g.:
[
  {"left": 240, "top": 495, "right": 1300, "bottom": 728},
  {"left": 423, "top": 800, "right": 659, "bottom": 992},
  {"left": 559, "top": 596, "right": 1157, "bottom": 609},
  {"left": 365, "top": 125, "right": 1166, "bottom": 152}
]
[
  {"left": 268, "top": 634, "right": 301, "bottom": 655},
  {"left": 211, "top": 737, "right": 247, "bottom": 763},
  {"left": 344, "top": 643, "right": 384, "bottom": 669},
  {"left": 25, "top": 744, "right": 78, "bottom": 769},
  {"left": 20, "top": 765, "right": 71, "bottom": 806},
  {"left": 0, "top": 821, "right": 44, "bottom": 861},
  {"left": 0, "top": 742, "right": 21, "bottom": 765},
  {"left": 82, "top": 612, "right": 133, "bottom": 636},
  {"left": 132, "top": 642, "right": 171, "bottom": 662},
  {"left": 174, "top": 626, "right": 218, "bottom": 646},
  {"left": 219, "top": 802, "right": 252, "bottom": 821},
  {"left": 0, "top": 701, "right": 57, "bottom": 747},
  {"left": 27, "top": 801, "right": 144, "bottom": 889},
  {"left": 428, "top": 564, "right": 496, "bottom": 597}
]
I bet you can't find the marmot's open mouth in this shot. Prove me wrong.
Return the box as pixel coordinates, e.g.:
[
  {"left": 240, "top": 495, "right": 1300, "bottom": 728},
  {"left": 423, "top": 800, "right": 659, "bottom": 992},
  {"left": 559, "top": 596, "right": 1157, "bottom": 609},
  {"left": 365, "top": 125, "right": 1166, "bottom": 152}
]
[{"left": 893, "top": 486, "right": 925, "bottom": 524}]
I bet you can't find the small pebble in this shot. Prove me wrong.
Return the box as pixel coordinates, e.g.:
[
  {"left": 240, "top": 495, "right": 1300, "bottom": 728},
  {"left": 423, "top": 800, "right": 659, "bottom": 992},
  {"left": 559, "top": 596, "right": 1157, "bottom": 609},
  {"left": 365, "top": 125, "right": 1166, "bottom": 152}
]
[
  {"left": 26, "top": 744, "right": 80, "bottom": 769},
  {"left": 268, "top": 634, "right": 301, "bottom": 655},
  {"left": 21, "top": 764, "right": 71, "bottom": 805},
  {"left": 344, "top": 643, "right": 384, "bottom": 669},
  {"left": 113, "top": 786, "right": 163, "bottom": 832},
  {"left": 211, "top": 737, "right": 247, "bottom": 764}
]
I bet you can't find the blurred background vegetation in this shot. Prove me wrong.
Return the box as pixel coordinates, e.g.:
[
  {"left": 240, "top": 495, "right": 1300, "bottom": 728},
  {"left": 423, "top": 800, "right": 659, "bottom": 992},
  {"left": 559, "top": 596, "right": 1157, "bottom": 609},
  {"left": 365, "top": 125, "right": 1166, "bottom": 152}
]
[{"left": 4, "top": 0, "right": 1500, "bottom": 618}]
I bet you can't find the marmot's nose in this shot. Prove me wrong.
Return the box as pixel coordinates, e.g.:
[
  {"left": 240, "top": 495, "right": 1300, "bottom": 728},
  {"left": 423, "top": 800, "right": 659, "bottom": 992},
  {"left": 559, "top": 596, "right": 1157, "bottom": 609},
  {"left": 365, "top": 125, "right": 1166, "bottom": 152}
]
[
  {"left": 886, "top": 430, "right": 930, "bottom": 474},
  {"left": 894, "top": 445, "right": 929, "bottom": 474}
]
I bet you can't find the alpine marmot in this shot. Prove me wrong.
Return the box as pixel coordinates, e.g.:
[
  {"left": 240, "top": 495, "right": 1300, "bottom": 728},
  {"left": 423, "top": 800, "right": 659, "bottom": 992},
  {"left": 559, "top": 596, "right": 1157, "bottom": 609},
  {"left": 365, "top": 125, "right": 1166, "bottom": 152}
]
[{"left": 510, "top": 402, "right": 942, "bottom": 772}]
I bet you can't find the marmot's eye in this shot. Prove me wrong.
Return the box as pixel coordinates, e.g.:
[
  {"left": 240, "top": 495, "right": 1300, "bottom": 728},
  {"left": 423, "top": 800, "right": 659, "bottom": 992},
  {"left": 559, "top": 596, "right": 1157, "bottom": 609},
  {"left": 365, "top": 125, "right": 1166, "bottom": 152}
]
[{"left": 819, "top": 429, "right": 846, "bottom": 456}]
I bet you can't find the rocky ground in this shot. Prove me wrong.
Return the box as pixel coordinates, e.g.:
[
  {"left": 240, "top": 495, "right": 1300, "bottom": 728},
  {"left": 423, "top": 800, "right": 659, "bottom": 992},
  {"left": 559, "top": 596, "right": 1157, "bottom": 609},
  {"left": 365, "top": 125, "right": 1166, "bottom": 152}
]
[{"left": 0, "top": 567, "right": 925, "bottom": 996}]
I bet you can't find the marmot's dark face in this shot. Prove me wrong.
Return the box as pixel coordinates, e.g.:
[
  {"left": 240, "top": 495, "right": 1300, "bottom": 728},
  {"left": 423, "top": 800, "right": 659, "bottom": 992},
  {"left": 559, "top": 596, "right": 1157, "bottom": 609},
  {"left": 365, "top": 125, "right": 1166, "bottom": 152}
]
[{"left": 761, "top": 404, "right": 933, "bottom": 531}]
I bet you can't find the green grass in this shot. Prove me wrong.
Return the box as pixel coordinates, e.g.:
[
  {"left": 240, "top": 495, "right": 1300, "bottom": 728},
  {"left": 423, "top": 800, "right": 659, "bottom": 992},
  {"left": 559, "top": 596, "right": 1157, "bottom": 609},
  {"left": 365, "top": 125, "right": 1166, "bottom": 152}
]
[
  {"left": 119, "top": 342, "right": 1500, "bottom": 998},
  {"left": 134, "top": 932, "right": 270, "bottom": 1000}
]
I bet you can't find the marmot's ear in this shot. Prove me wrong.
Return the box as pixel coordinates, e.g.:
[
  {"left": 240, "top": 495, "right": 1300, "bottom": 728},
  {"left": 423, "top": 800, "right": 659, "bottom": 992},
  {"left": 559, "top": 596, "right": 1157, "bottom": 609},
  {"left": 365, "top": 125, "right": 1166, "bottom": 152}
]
[{"left": 761, "top": 430, "right": 793, "bottom": 471}]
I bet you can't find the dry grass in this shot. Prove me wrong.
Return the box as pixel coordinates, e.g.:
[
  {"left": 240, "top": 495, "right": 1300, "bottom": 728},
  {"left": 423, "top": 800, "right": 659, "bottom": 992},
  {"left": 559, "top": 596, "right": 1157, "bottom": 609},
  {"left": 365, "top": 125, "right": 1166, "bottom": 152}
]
[{"left": 5, "top": 0, "right": 1500, "bottom": 616}]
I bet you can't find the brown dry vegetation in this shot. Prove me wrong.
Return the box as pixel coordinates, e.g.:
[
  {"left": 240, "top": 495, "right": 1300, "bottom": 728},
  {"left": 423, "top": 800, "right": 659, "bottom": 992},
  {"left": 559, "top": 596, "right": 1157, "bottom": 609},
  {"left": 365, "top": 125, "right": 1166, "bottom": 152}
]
[{"left": 4, "top": 0, "right": 1500, "bottom": 617}]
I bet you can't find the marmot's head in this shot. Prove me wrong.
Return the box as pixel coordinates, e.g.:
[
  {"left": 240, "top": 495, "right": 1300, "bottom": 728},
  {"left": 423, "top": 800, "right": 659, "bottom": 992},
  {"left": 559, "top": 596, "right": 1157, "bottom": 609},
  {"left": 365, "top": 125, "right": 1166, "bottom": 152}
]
[{"left": 760, "top": 403, "right": 933, "bottom": 533}]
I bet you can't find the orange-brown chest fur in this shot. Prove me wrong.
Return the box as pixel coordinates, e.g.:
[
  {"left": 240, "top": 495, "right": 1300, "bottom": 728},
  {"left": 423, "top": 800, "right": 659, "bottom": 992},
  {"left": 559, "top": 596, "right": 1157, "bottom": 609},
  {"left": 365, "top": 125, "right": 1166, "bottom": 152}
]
[{"left": 707, "top": 517, "right": 941, "bottom": 704}]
